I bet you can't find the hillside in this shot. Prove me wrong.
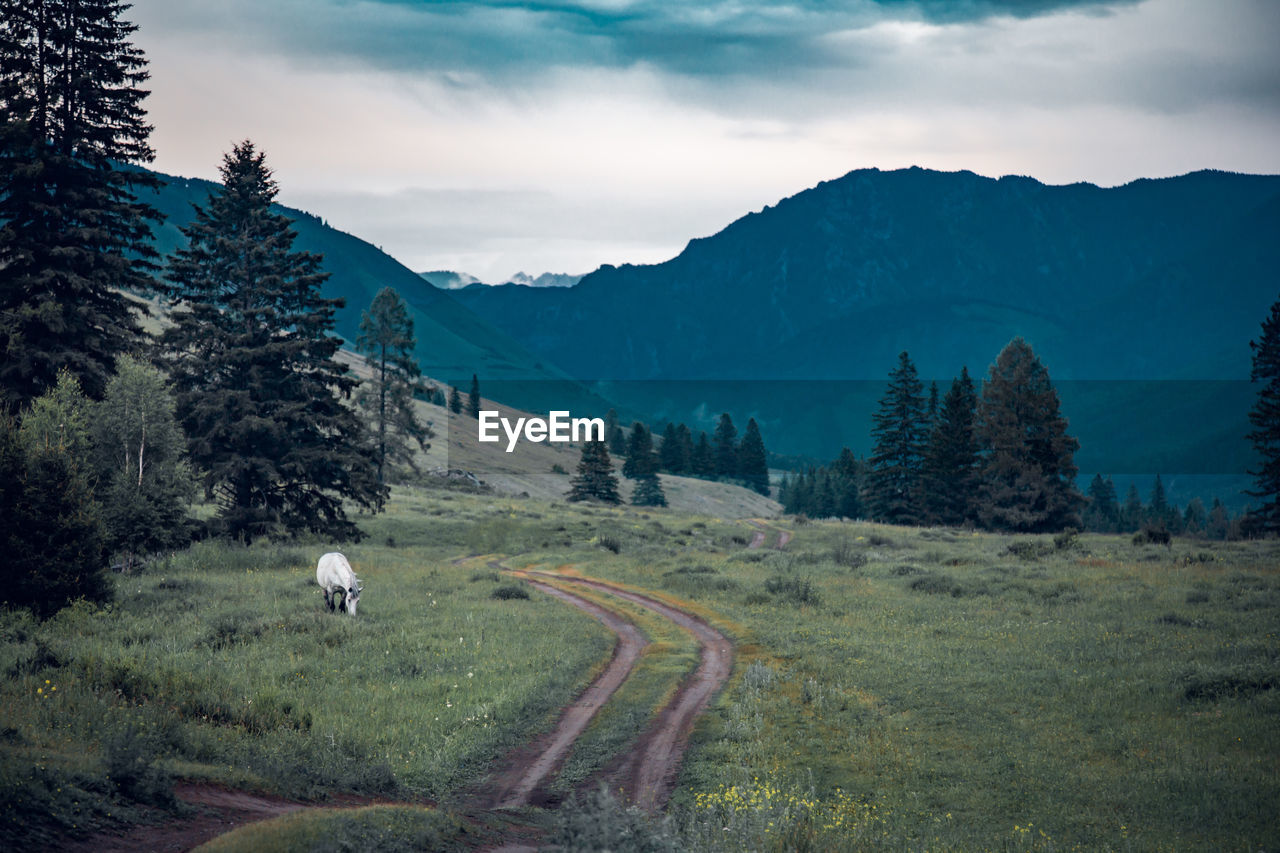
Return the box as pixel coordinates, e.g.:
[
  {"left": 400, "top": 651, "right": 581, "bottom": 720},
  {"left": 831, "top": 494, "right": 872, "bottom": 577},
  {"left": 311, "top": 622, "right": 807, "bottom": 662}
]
[{"left": 143, "top": 171, "right": 572, "bottom": 391}]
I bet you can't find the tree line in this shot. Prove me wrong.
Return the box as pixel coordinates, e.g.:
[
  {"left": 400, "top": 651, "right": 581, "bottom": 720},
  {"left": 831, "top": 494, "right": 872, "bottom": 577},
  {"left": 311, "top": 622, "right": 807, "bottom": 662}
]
[
  {"left": 1, "top": 2, "right": 433, "bottom": 614},
  {"left": 566, "top": 410, "right": 771, "bottom": 506},
  {"left": 781, "top": 338, "right": 1272, "bottom": 538}
]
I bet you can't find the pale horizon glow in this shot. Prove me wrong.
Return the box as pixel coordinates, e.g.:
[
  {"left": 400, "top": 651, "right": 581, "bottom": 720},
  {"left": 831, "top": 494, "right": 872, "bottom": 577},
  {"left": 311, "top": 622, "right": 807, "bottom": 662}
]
[{"left": 131, "top": 0, "right": 1280, "bottom": 283}]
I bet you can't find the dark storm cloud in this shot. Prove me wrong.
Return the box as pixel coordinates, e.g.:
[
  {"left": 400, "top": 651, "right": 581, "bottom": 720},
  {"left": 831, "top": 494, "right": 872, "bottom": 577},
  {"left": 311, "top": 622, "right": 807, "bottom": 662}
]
[{"left": 139, "top": 0, "right": 1143, "bottom": 81}]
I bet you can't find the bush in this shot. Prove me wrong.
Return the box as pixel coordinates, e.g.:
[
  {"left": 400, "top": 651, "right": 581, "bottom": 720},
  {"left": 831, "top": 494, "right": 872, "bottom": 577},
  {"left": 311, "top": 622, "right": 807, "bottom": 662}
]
[
  {"left": 598, "top": 536, "right": 621, "bottom": 554},
  {"left": 830, "top": 538, "right": 867, "bottom": 570},
  {"left": 491, "top": 584, "right": 530, "bottom": 600},
  {"left": 554, "top": 784, "right": 676, "bottom": 852},
  {"left": 763, "top": 575, "right": 820, "bottom": 606},
  {"left": 1134, "top": 525, "right": 1172, "bottom": 547},
  {"left": 909, "top": 571, "right": 964, "bottom": 597},
  {"left": 104, "top": 724, "right": 175, "bottom": 808}
]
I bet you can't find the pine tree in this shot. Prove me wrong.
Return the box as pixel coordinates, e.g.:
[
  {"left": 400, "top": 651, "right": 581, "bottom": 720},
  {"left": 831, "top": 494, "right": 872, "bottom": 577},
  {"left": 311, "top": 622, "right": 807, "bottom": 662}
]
[
  {"left": 737, "top": 417, "right": 770, "bottom": 495},
  {"left": 676, "top": 424, "right": 694, "bottom": 472},
  {"left": 866, "top": 352, "right": 928, "bottom": 525},
  {"left": 919, "top": 367, "right": 979, "bottom": 526},
  {"left": 160, "top": 141, "right": 383, "bottom": 543},
  {"left": 1183, "top": 497, "right": 1207, "bottom": 537},
  {"left": 1146, "top": 474, "right": 1180, "bottom": 532},
  {"left": 356, "top": 287, "right": 432, "bottom": 485},
  {"left": 448, "top": 386, "right": 462, "bottom": 414},
  {"left": 631, "top": 474, "right": 667, "bottom": 507},
  {"left": 567, "top": 439, "right": 621, "bottom": 504},
  {"left": 622, "top": 422, "right": 656, "bottom": 479},
  {"left": 1083, "top": 474, "right": 1120, "bottom": 532},
  {"left": 659, "top": 422, "right": 687, "bottom": 474},
  {"left": 91, "top": 355, "right": 195, "bottom": 569},
  {"left": 2, "top": 372, "right": 110, "bottom": 617},
  {"left": 1245, "top": 293, "right": 1280, "bottom": 534},
  {"left": 1206, "top": 497, "right": 1229, "bottom": 540},
  {"left": 467, "top": 374, "right": 481, "bottom": 419},
  {"left": 0, "top": 0, "right": 161, "bottom": 408},
  {"left": 831, "top": 448, "right": 863, "bottom": 519},
  {"left": 1120, "top": 484, "right": 1144, "bottom": 532},
  {"left": 974, "top": 338, "right": 1083, "bottom": 532},
  {"left": 812, "top": 468, "right": 837, "bottom": 519},
  {"left": 713, "top": 413, "right": 738, "bottom": 478},
  {"left": 604, "top": 408, "right": 626, "bottom": 456},
  {"left": 691, "top": 431, "right": 715, "bottom": 477}
]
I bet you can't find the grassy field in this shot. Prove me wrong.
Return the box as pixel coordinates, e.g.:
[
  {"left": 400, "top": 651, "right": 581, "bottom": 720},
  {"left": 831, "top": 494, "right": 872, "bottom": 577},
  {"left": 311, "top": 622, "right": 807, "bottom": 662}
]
[{"left": 2, "top": 486, "right": 1277, "bottom": 851}]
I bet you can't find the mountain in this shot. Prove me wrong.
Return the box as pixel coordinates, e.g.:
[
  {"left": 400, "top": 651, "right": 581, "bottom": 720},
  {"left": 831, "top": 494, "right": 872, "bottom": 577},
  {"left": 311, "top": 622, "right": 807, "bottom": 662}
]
[
  {"left": 143, "top": 172, "right": 573, "bottom": 393},
  {"left": 454, "top": 167, "right": 1280, "bottom": 382},
  {"left": 418, "top": 270, "right": 484, "bottom": 290},
  {"left": 452, "top": 167, "right": 1280, "bottom": 490},
  {"left": 420, "top": 270, "right": 584, "bottom": 289}
]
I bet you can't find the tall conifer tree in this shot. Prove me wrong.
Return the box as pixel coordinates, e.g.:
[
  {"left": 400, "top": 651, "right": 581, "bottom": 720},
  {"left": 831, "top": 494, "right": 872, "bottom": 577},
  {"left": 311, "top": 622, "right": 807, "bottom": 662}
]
[
  {"left": 831, "top": 447, "right": 863, "bottom": 519},
  {"left": 659, "top": 422, "right": 687, "bottom": 474},
  {"left": 920, "top": 367, "right": 979, "bottom": 525},
  {"left": 713, "top": 413, "right": 738, "bottom": 478},
  {"left": 161, "top": 141, "right": 383, "bottom": 543},
  {"left": 467, "top": 374, "right": 481, "bottom": 418},
  {"left": 356, "top": 287, "right": 431, "bottom": 485},
  {"left": 1083, "top": 474, "right": 1120, "bottom": 532},
  {"left": 737, "top": 417, "right": 770, "bottom": 495},
  {"left": 0, "top": 0, "right": 160, "bottom": 407},
  {"left": 865, "top": 352, "right": 928, "bottom": 524},
  {"left": 622, "top": 422, "right": 656, "bottom": 479},
  {"left": 974, "top": 338, "right": 1082, "bottom": 532},
  {"left": 692, "top": 430, "right": 715, "bottom": 477},
  {"left": 1246, "top": 293, "right": 1280, "bottom": 534},
  {"left": 567, "top": 439, "right": 621, "bottom": 504}
]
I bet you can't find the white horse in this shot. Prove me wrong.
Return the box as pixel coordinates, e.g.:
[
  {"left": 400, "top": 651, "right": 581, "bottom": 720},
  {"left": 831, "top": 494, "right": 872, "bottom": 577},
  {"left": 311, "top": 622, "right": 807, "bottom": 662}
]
[{"left": 316, "top": 552, "right": 363, "bottom": 615}]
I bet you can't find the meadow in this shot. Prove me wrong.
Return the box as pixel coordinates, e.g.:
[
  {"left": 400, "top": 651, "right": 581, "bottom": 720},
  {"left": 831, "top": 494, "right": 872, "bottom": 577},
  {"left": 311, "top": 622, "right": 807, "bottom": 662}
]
[{"left": 1, "top": 485, "right": 1277, "bottom": 851}]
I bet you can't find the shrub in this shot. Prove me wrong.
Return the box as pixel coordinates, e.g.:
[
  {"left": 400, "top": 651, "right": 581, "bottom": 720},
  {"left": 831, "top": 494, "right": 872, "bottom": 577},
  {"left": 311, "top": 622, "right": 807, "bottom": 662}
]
[
  {"left": 763, "top": 575, "right": 820, "bottom": 606},
  {"left": 830, "top": 538, "right": 867, "bottom": 570},
  {"left": 554, "top": 784, "right": 676, "bottom": 852},
  {"left": 909, "top": 571, "right": 964, "bottom": 597},
  {"left": 598, "top": 536, "right": 621, "bottom": 554},
  {"left": 1134, "top": 525, "right": 1172, "bottom": 547},
  {"left": 1005, "top": 540, "right": 1054, "bottom": 560},
  {"left": 104, "top": 724, "right": 175, "bottom": 808},
  {"left": 491, "top": 584, "right": 530, "bottom": 600}
]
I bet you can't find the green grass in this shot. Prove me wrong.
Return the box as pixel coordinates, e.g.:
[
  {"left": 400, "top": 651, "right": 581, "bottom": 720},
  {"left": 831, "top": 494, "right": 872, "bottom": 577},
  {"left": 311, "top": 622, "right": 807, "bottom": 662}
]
[
  {"left": 191, "top": 804, "right": 470, "bottom": 852},
  {"left": 584, "top": 521, "right": 1280, "bottom": 851},
  {"left": 2, "top": 486, "right": 1277, "bottom": 851}
]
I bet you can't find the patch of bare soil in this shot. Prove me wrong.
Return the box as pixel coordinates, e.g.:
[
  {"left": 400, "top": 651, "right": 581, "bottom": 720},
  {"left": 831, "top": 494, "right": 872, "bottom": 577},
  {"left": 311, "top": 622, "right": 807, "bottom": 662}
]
[{"left": 64, "top": 783, "right": 306, "bottom": 853}]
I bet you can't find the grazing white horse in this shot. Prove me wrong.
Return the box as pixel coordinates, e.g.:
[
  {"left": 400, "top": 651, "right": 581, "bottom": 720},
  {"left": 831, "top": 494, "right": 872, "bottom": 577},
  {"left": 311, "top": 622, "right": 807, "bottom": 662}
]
[{"left": 316, "top": 552, "right": 363, "bottom": 615}]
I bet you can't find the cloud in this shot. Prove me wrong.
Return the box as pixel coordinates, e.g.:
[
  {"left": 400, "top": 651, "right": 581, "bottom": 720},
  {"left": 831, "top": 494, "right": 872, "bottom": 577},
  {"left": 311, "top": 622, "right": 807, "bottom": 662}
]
[{"left": 136, "top": 0, "right": 1143, "bottom": 82}]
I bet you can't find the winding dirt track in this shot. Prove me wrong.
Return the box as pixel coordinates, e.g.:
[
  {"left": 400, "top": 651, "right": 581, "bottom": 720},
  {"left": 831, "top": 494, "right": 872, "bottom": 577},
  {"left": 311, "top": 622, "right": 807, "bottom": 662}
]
[
  {"left": 524, "top": 573, "right": 734, "bottom": 812},
  {"left": 482, "top": 576, "right": 648, "bottom": 809}
]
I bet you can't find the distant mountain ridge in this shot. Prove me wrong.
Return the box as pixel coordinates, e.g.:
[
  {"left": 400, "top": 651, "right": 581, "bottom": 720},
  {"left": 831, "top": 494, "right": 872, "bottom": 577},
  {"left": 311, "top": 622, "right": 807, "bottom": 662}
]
[
  {"left": 454, "top": 167, "right": 1280, "bottom": 382},
  {"left": 451, "top": 166, "right": 1280, "bottom": 484},
  {"left": 419, "top": 270, "right": 583, "bottom": 290}
]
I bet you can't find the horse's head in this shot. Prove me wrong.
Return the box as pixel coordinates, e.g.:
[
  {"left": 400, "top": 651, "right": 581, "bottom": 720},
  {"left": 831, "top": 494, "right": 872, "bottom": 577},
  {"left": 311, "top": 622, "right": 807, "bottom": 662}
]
[{"left": 345, "top": 580, "right": 363, "bottom": 616}]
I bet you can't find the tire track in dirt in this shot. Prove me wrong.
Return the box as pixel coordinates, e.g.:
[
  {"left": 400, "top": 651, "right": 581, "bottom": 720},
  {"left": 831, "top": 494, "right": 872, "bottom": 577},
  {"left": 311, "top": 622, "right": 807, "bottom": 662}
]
[
  {"left": 526, "top": 573, "right": 733, "bottom": 812},
  {"left": 481, "top": 572, "right": 648, "bottom": 809},
  {"left": 746, "top": 519, "right": 792, "bottom": 550}
]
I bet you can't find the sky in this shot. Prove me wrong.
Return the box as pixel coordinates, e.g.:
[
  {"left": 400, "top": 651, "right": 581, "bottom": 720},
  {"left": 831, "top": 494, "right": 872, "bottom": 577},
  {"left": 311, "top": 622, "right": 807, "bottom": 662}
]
[{"left": 130, "top": 0, "right": 1280, "bottom": 283}]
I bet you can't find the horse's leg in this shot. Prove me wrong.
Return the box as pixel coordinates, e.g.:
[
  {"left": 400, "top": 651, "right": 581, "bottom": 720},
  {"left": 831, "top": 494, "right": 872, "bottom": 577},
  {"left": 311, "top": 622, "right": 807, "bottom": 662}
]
[{"left": 324, "top": 589, "right": 334, "bottom": 612}]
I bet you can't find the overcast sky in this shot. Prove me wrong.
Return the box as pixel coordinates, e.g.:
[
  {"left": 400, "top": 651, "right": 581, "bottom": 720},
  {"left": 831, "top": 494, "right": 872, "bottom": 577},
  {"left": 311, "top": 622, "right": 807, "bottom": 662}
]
[{"left": 130, "top": 0, "right": 1280, "bottom": 282}]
